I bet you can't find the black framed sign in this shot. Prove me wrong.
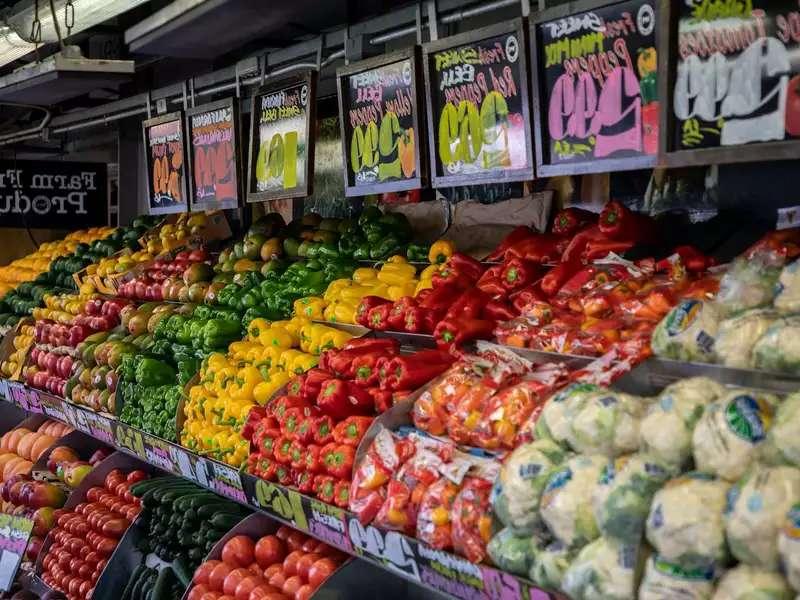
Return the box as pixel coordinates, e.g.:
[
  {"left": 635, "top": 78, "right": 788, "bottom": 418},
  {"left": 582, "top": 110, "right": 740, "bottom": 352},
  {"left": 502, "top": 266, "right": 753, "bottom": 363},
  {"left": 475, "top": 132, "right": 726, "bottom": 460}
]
[
  {"left": 422, "top": 19, "right": 535, "bottom": 187},
  {"left": 143, "top": 111, "right": 189, "bottom": 215},
  {"left": 665, "top": 0, "right": 800, "bottom": 166},
  {"left": 336, "top": 48, "right": 425, "bottom": 196},
  {"left": 247, "top": 71, "right": 317, "bottom": 202},
  {"left": 186, "top": 97, "right": 242, "bottom": 212},
  {"left": 531, "top": 0, "right": 662, "bottom": 176}
]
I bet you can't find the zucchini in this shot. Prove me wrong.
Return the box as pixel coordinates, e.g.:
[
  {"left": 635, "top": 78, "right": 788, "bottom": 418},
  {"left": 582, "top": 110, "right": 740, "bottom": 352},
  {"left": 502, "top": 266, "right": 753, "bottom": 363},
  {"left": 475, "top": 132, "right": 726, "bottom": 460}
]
[
  {"left": 172, "top": 557, "right": 192, "bottom": 588},
  {"left": 121, "top": 565, "right": 147, "bottom": 600},
  {"left": 210, "top": 513, "right": 243, "bottom": 529},
  {"left": 151, "top": 566, "right": 174, "bottom": 600}
]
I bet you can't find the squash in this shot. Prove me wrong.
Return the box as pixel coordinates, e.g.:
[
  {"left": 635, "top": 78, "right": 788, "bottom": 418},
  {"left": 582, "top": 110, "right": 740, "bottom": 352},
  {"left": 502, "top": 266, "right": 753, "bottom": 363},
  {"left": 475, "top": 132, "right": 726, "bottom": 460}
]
[{"left": 15, "top": 431, "right": 39, "bottom": 461}]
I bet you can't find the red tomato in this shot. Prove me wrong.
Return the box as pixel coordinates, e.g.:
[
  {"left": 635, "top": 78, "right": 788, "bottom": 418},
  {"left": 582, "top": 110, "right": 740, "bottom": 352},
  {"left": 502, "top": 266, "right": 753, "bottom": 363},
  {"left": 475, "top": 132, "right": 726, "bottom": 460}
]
[
  {"left": 200, "top": 593, "right": 221, "bottom": 600},
  {"left": 104, "top": 469, "right": 124, "bottom": 490},
  {"left": 85, "top": 487, "right": 103, "bottom": 502},
  {"left": 254, "top": 536, "right": 286, "bottom": 569},
  {"left": 85, "top": 551, "right": 100, "bottom": 565},
  {"left": 79, "top": 579, "right": 92, "bottom": 597},
  {"left": 247, "top": 563, "right": 263, "bottom": 577},
  {"left": 219, "top": 596, "right": 235, "bottom": 600},
  {"left": 262, "top": 565, "right": 282, "bottom": 579},
  {"left": 283, "top": 550, "right": 305, "bottom": 577},
  {"left": 234, "top": 576, "right": 264, "bottom": 600},
  {"left": 194, "top": 561, "right": 222, "bottom": 585},
  {"left": 284, "top": 531, "right": 306, "bottom": 552},
  {"left": 267, "top": 571, "right": 285, "bottom": 589},
  {"left": 295, "top": 584, "right": 313, "bottom": 600},
  {"left": 221, "top": 536, "right": 256, "bottom": 568},
  {"left": 68, "top": 576, "right": 82, "bottom": 595},
  {"left": 282, "top": 575, "right": 303, "bottom": 597},
  {"left": 209, "top": 562, "right": 232, "bottom": 592},
  {"left": 126, "top": 470, "right": 147, "bottom": 483},
  {"left": 188, "top": 584, "right": 210, "bottom": 600},
  {"left": 78, "top": 563, "right": 92, "bottom": 579},
  {"left": 300, "top": 538, "right": 318, "bottom": 553},
  {"left": 308, "top": 558, "right": 337, "bottom": 589},
  {"left": 222, "top": 568, "right": 251, "bottom": 596},
  {"left": 114, "top": 481, "right": 130, "bottom": 498},
  {"left": 248, "top": 585, "right": 282, "bottom": 600},
  {"left": 275, "top": 526, "right": 292, "bottom": 541},
  {"left": 295, "top": 553, "right": 320, "bottom": 582}
]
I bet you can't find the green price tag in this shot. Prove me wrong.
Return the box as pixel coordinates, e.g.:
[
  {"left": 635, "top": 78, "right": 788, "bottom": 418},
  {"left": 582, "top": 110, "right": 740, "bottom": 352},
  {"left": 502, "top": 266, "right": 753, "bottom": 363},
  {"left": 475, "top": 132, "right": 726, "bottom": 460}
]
[
  {"left": 254, "top": 479, "right": 308, "bottom": 531},
  {"left": 114, "top": 423, "right": 145, "bottom": 458}
]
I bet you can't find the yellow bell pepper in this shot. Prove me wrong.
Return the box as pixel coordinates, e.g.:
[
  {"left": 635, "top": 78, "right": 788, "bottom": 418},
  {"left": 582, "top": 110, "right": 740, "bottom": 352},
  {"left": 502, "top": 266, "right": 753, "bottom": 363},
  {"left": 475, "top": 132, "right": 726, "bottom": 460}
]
[
  {"left": 291, "top": 353, "right": 319, "bottom": 373},
  {"left": 257, "top": 326, "right": 294, "bottom": 349},
  {"left": 247, "top": 318, "right": 272, "bottom": 341},
  {"left": 377, "top": 262, "right": 416, "bottom": 286},
  {"left": 253, "top": 370, "right": 292, "bottom": 405},
  {"left": 419, "top": 264, "right": 440, "bottom": 282},
  {"left": 387, "top": 280, "right": 418, "bottom": 301},
  {"left": 352, "top": 268, "right": 378, "bottom": 283},
  {"left": 319, "top": 328, "right": 352, "bottom": 352},
  {"left": 429, "top": 239, "right": 455, "bottom": 264},
  {"left": 324, "top": 300, "right": 357, "bottom": 324},
  {"left": 386, "top": 255, "right": 408, "bottom": 264},
  {"left": 277, "top": 349, "right": 305, "bottom": 371},
  {"left": 415, "top": 279, "right": 433, "bottom": 295},
  {"left": 293, "top": 296, "right": 327, "bottom": 319},
  {"left": 283, "top": 317, "right": 308, "bottom": 340},
  {"left": 232, "top": 365, "right": 262, "bottom": 402}
]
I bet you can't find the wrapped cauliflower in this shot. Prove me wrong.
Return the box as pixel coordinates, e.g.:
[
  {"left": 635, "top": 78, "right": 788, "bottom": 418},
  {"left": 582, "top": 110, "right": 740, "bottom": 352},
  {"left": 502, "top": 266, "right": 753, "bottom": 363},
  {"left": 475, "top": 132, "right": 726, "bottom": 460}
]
[
  {"left": 752, "top": 317, "right": 800, "bottom": 374},
  {"left": 486, "top": 527, "right": 541, "bottom": 576},
  {"left": 778, "top": 503, "right": 800, "bottom": 591},
  {"left": 592, "top": 454, "right": 671, "bottom": 540},
  {"left": 529, "top": 540, "right": 574, "bottom": 591},
  {"left": 774, "top": 259, "right": 800, "bottom": 314},
  {"left": 640, "top": 377, "right": 724, "bottom": 470},
  {"left": 534, "top": 383, "right": 603, "bottom": 447},
  {"left": 491, "top": 439, "right": 566, "bottom": 534},
  {"left": 761, "top": 393, "right": 800, "bottom": 467},
  {"left": 651, "top": 299, "right": 720, "bottom": 363},
  {"left": 711, "top": 564, "right": 793, "bottom": 600},
  {"left": 716, "top": 254, "right": 781, "bottom": 316},
  {"left": 567, "top": 390, "right": 647, "bottom": 456},
  {"left": 714, "top": 309, "right": 777, "bottom": 369},
  {"left": 540, "top": 454, "right": 607, "bottom": 548},
  {"left": 638, "top": 555, "right": 717, "bottom": 600},
  {"left": 561, "top": 537, "right": 639, "bottom": 600},
  {"left": 692, "top": 389, "right": 779, "bottom": 481},
  {"left": 724, "top": 464, "right": 800, "bottom": 570},
  {"left": 646, "top": 472, "right": 729, "bottom": 568}
]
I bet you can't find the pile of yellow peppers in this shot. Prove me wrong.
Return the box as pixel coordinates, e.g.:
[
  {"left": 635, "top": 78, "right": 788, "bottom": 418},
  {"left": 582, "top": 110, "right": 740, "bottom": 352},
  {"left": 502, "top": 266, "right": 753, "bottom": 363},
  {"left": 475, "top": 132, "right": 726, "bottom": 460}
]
[
  {"left": 180, "top": 316, "right": 352, "bottom": 466},
  {"left": 0, "top": 323, "right": 34, "bottom": 379}
]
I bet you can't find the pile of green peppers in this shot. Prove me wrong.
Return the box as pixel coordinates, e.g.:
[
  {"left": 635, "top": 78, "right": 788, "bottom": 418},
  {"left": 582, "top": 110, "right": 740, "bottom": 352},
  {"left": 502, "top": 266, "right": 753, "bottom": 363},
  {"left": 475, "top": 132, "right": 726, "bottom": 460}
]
[
  {"left": 152, "top": 309, "right": 242, "bottom": 352},
  {"left": 118, "top": 354, "right": 183, "bottom": 441}
]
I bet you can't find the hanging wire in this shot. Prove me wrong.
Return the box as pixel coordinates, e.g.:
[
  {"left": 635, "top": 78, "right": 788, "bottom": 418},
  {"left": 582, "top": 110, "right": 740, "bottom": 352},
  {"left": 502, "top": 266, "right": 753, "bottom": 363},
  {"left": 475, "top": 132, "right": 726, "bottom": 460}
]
[
  {"left": 48, "top": 0, "right": 65, "bottom": 51},
  {"left": 64, "top": 0, "right": 74, "bottom": 37},
  {"left": 29, "top": 0, "right": 41, "bottom": 44}
]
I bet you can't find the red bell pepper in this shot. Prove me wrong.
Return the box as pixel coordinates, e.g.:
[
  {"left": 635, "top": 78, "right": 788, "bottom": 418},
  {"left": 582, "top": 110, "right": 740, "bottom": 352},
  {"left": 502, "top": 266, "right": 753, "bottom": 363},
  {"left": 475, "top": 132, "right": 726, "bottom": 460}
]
[
  {"left": 355, "top": 296, "right": 392, "bottom": 328},
  {"left": 341, "top": 337, "right": 401, "bottom": 353},
  {"left": 333, "top": 480, "right": 350, "bottom": 508},
  {"left": 541, "top": 258, "right": 584, "bottom": 297},
  {"left": 275, "top": 464, "right": 294, "bottom": 486},
  {"left": 447, "top": 253, "right": 485, "bottom": 281},
  {"left": 295, "top": 415, "right": 315, "bottom": 444},
  {"left": 434, "top": 317, "right": 495, "bottom": 348},
  {"left": 295, "top": 470, "right": 315, "bottom": 494},
  {"left": 323, "top": 443, "right": 356, "bottom": 479},
  {"left": 599, "top": 200, "right": 655, "bottom": 242},
  {"left": 509, "top": 284, "right": 545, "bottom": 314},
  {"left": 381, "top": 352, "right": 454, "bottom": 390},
  {"left": 485, "top": 226, "right": 534, "bottom": 261},
  {"left": 444, "top": 288, "right": 490, "bottom": 320},
  {"left": 289, "top": 440, "right": 306, "bottom": 470},
  {"left": 254, "top": 457, "right": 277, "bottom": 481},
  {"left": 353, "top": 354, "right": 380, "bottom": 386},
  {"left": 312, "top": 415, "right": 335, "bottom": 445},
  {"left": 241, "top": 406, "right": 269, "bottom": 441},
  {"left": 507, "top": 235, "right": 561, "bottom": 263},
  {"left": 286, "top": 376, "right": 303, "bottom": 397},
  {"left": 483, "top": 298, "right": 517, "bottom": 321},
  {"left": 273, "top": 436, "right": 293, "bottom": 464},
  {"left": 403, "top": 306, "right": 436, "bottom": 334},
  {"left": 317, "top": 378, "right": 374, "bottom": 419},
  {"left": 501, "top": 258, "right": 536, "bottom": 290},
  {"left": 418, "top": 283, "right": 463, "bottom": 313},
  {"left": 254, "top": 427, "right": 281, "bottom": 458},
  {"left": 387, "top": 297, "right": 415, "bottom": 331},
  {"left": 551, "top": 207, "right": 595, "bottom": 235},
  {"left": 299, "top": 368, "right": 332, "bottom": 402},
  {"left": 476, "top": 265, "right": 505, "bottom": 295},
  {"left": 314, "top": 475, "right": 336, "bottom": 503},
  {"left": 431, "top": 265, "right": 469, "bottom": 289},
  {"left": 281, "top": 407, "right": 307, "bottom": 439},
  {"left": 333, "top": 416, "right": 374, "bottom": 447},
  {"left": 367, "top": 304, "right": 392, "bottom": 331},
  {"left": 304, "top": 444, "right": 323, "bottom": 473},
  {"left": 270, "top": 395, "right": 311, "bottom": 422},
  {"left": 368, "top": 387, "right": 393, "bottom": 413}
]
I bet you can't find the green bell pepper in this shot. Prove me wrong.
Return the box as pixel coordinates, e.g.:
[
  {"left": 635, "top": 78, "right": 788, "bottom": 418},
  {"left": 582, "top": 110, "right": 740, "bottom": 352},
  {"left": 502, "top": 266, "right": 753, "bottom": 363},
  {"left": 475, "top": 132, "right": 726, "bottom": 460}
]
[
  {"left": 370, "top": 235, "right": 403, "bottom": 260},
  {"left": 358, "top": 205, "right": 382, "bottom": 226},
  {"left": 135, "top": 358, "right": 176, "bottom": 386},
  {"left": 406, "top": 243, "right": 430, "bottom": 262},
  {"left": 353, "top": 243, "right": 371, "bottom": 260},
  {"left": 317, "top": 243, "right": 339, "bottom": 260},
  {"left": 202, "top": 319, "right": 241, "bottom": 350}
]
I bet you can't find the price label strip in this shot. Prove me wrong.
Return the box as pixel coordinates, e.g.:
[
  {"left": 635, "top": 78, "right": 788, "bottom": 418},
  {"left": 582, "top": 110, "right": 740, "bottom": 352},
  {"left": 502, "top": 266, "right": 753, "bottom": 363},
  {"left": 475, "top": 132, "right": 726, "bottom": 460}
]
[
  {"left": 8, "top": 383, "right": 29, "bottom": 411},
  {"left": 208, "top": 460, "right": 247, "bottom": 504},
  {"left": 114, "top": 423, "right": 146, "bottom": 459},
  {"left": 24, "top": 388, "right": 42, "bottom": 414},
  {"left": 142, "top": 434, "right": 177, "bottom": 474},
  {"left": 170, "top": 445, "right": 210, "bottom": 487},
  {"left": 0, "top": 514, "right": 33, "bottom": 591},
  {"left": 248, "top": 477, "right": 308, "bottom": 531},
  {"left": 67, "top": 402, "right": 91, "bottom": 434},
  {"left": 347, "top": 518, "right": 420, "bottom": 582},
  {"left": 85, "top": 412, "right": 114, "bottom": 445},
  {"left": 39, "top": 393, "right": 69, "bottom": 423},
  {"left": 0, "top": 379, "right": 10, "bottom": 402},
  {"left": 307, "top": 498, "right": 351, "bottom": 551}
]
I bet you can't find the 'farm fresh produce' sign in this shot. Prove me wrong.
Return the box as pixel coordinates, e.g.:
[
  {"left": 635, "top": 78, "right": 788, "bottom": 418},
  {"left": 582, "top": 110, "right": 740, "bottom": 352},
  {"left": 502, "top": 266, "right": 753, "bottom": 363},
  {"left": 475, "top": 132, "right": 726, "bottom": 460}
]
[
  {"left": 247, "top": 72, "right": 316, "bottom": 202},
  {"left": 0, "top": 160, "right": 107, "bottom": 229},
  {"left": 186, "top": 97, "right": 241, "bottom": 211},
  {"left": 337, "top": 49, "right": 423, "bottom": 195},
  {"left": 532, "top": 0, "right": 660, "bottom": 174},
  {"left": 143, "top": 112, "right": 188, "bottom": 215},
  {"left": 423, "top": 20, "right": 534, "bottom": 186},
  {"left": 674, "top": 0, "right": 800, "bottom": 150}
]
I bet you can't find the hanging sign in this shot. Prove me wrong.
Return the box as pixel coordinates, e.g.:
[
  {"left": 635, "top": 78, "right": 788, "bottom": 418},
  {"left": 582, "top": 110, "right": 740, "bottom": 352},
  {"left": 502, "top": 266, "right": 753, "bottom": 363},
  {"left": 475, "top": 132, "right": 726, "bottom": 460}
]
[
  {"left": 0, "top": 160, "right": 107, "bottom": 229},
  {"left": 186, "top": 97, "right": 242, "bottom": 211},
  {"left": 143, "top": 111, "right": 189, "bottom": 215},
  {"left": 531, "top": 0, "right": 660, "bottom": 176},
  {"left": 337, "top": 48, "right": 424, "bottom": 196},
  {"left": 247, "top": 71, "right": 317, "bottom": 202},
  {"left": 422, "top": 19, "right": 534, "bottom": 187},
  {"left": 671, "top": 0, "right": 800, "bottom": 156}
]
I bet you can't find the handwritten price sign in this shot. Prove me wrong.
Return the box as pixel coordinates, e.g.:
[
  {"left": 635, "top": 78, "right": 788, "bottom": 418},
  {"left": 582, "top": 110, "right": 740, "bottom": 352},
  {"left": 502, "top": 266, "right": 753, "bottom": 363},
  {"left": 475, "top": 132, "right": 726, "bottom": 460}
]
[
  {"left": 171, "top": 446, "right": 210, "bottom": 486},
  {"left": 348, "top": 518, "right": 420, "bottom": 582},
  {"left": 250, "top": 478, "right": 308, "bottom": 531},
  {"left": 208, "top": 460, "right": 246, "bottom": 504},
  {"left": 114, "top": 423, "right": 146, "bottom": 459}
]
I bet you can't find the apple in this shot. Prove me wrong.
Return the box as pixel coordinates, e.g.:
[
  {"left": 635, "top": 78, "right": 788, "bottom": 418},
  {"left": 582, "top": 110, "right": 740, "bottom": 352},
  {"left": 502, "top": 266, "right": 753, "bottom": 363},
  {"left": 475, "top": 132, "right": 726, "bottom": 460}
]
[
  {"left": 88, "top": 449, "right": 111, "bottom": 466},
  {"left": 68, "top": 324, "right": 91, "bottom": 347},
  {"left": 26, "top": 482, "right": 67, "bottom": 508},
  {"left": 47, "top": 447, "right": 80, "bottom": 473},
  {"left": 57, "top": 355, "right": 73, "bottom": 379},
  {"left": 25, "top": 536, "right": 43, "bottom": 561},
  {"left": 64, "top": 464, "right": 93, "bottom": 488},
  {"left": 84, "top": 298, "right": 103, "bottom": 316}
]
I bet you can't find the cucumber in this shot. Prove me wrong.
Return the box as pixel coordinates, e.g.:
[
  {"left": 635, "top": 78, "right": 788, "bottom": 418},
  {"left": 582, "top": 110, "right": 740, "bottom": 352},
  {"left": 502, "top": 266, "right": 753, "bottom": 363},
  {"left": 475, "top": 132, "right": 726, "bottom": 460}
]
[
  {"left": 121, "top": 565, "right": 147, "bottom": 600},
  {"left": 172, "top": 557, "right": 192, "bottom": 588},
  {"left": 209, "top": 513, "right": 243, "bottom": 529},
  {"left": 196, "top": 503, "right": 244, "bottom": 518},
  {"left": 188, "top": 547, "right": 204, "bottom": 561},
  {"left": 155, "top": 485, "right": 198, "bottom": 504},
  {"left": 151, "top": 566, "right": 174, "bottom": 600},
  {"left": 174, "top": 492, "right": 216, "bottom": 511},
  {"left": 131, "top": 568, "right": 155, "bottom": 600}
]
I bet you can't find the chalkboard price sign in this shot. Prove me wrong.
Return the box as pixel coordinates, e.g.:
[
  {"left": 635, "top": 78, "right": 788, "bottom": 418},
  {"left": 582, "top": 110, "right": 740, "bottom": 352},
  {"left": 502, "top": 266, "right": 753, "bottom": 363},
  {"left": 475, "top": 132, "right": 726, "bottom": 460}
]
[
  {"left": 0, "top": 513, "right": 32, "bottom": 590},
  {"left": 673, "top": 0, "right": 800, "bottom": 154},
  {"left": 532, "top": 0, "right": 660, "bottom": 176},
  {"left": 247, "top": 71, "right": 317, "bottom": 202},
  {"left": 143, "top": 112, "right": 189, "bottom": 215},
  {"left": 337, "top": 48, "right": 424, "bottom": 196},
  {"left": 423, "top": 20, "right": 534, "bottom": 187},
  {"left": 186, "top": 97, "right": 242, "bottom": 211}
]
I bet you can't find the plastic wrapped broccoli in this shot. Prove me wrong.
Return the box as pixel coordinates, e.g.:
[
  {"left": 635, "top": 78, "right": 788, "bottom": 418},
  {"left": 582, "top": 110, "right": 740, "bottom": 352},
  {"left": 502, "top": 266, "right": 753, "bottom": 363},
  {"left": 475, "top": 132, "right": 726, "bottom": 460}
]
[
  {"left": 487, "top": 527, "right": 540, "bottom": 576},
  {"left": 724, "top": 464, "right": 800, "bottom": 570},
  {"left": 561, "top": 537, "right": 639, "bottom": 600},
  {"left": 774, "top": 259, "right": 800, "bottom": 314},
  {"left": 711, "top": 564, "right": 793, "bottom": 600},
  {"left": 491, "top": 439, "right": 566, "bottom": 534},
  {"left": 638, "top": 555, "right": 717, "bottom": 600},
  {"left": 651, "top": 300, "right": 720, "bottom": 363},
  {"left": 692, "top": 389, "right": 779, "bottom": 481},
  {"left": 714, "top": 309, "right": 777, "bottom": 369},
  {"left": 567, "top": 391, "right": 647, "bottom": 456},
  {"left": 529, "top": 540, "right": 574, "bottom": 591},
  {"left": 778, "top": 503, "right": 800, "bottom": 592},
  {"left": 761, "top": 393, "right": 800, "bottom": 467},
  {"left": 592, "top": 454, "right": 671, "bottom": 540},
  {"left": 716, "top": 254, "right": 782, "bottom": 316},
  {"left": 534, "top": 383, "right": 603, "bottom": 447},
  {"left": 646, "top": 472, "right": 730, "bottom": 569},
  {"left": 540, "top": 454, "right": 607, "bottom": 548},
  {"left": 640, "top": 377, "right": 724, "bottom": 470},
  {"left": 752, "top": 317, "right": 800, "bottom": 374}
]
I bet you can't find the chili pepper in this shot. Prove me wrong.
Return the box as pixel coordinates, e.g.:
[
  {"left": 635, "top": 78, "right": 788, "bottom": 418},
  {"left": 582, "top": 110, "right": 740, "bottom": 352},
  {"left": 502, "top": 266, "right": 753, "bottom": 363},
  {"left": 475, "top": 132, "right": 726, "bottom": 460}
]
[
  {"left": 403, "top": 306, "right": 436, "bottom": 334},
  {"left": 323, "top": 443, "right": 356, "bottom": 479},
  {"left": 551, "top": 207, "right": 596, "bottom": 235},
  {"left": 509, "top": 284, "right": 545, "bottom": 314},
  {"left": 500, "top": 258, "right": 535, "bottom": 290},
  {"left": 382, "top": 351, "right": 454, "bottom": 390},
  {"left": 583, "top": 238, "right": 635, "bottom": 260},
  {"left": 255, "top": 427, "right": 281, "bottom": 458},
  {"left": 485, "top": 226, "right": 534, "bottom": 262},
  {"left": 296, "top": 470, "right": 315, "bottom": 494},
  {"left": 387, "top": 296, "right": 415, "bottom": 330},
  {"left": 444, "top": 288, "right": 491, "bottom": 320},
  {"left": 353, "top": 354, "right": 380, "bottom": 386},
  {"left": 314, "top": 475, "right": 336, "bottom": 503},
  {"left": 273, "top": 436, "right": 293, "bottom": 464},
  {"left": 304, "top": 444, "right": 323, "bottom": 473},
  {"left": 476, "top": 265, "right": 505, "bottom": 295},
  {"left": 368, "top": 387, "right": 393, "bottom": 413},
  {"left": 312, "top": 415, "right": 335, "bottom": 445},
  {"left": 367, "top": 304, "right": 392, "bottom": 331},
  {"left": 541, "top": 258, "right": 584, "bottom": 297},
  {"left": 333, "top": 480, "right": 351, "bottom": 508},
  {"left": 241, "top": 406, "right": 270, "bottom": 441},
  {"left": 333, "top": 416, "right": 374, "bottom": 446},
  {"left": 276, "top": 464, "right": 294, "bottom": 486},
  {"left": 355, "top": 296, "right": 392, "bottom": 327},
  {"left": 317, "top": 378, "right": 374, "bottom": 419},
  {"left": 434, "top": 317, "right": 495, "bottom": 348},
  {"left": 483, "top": 298, "right": 516, "bottom": 321}
]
